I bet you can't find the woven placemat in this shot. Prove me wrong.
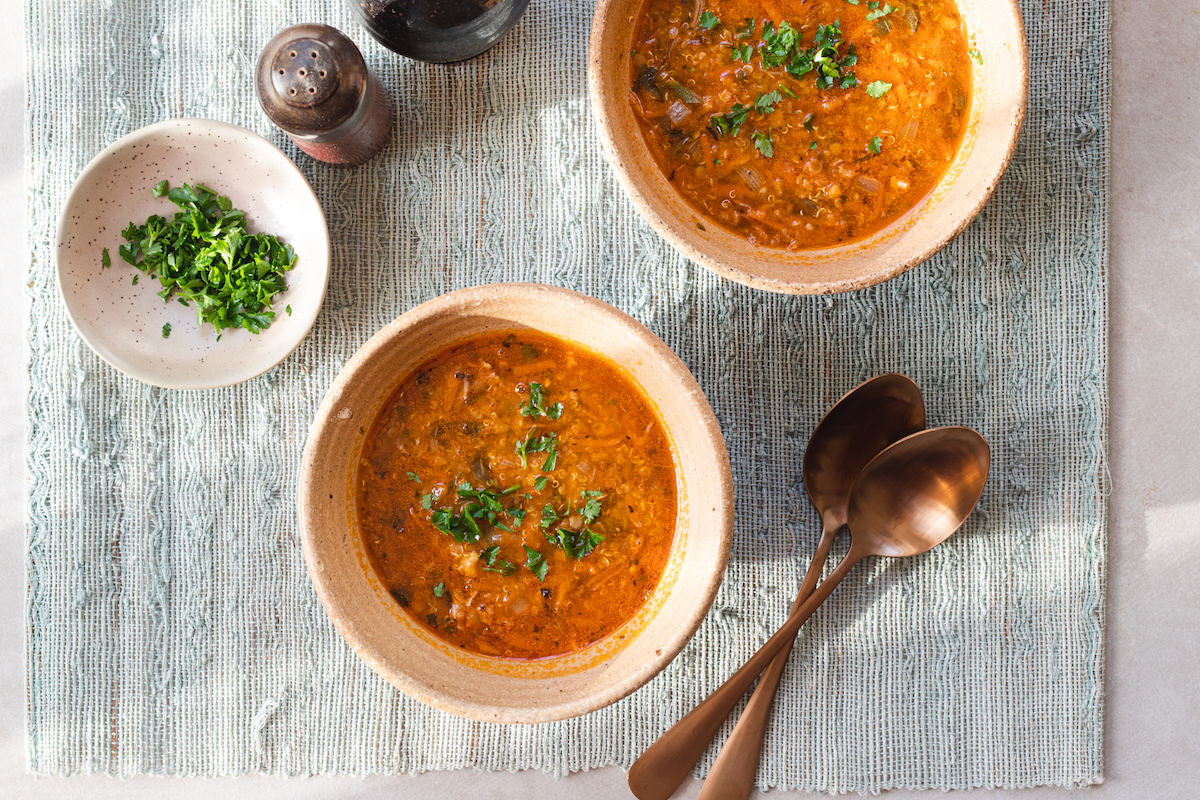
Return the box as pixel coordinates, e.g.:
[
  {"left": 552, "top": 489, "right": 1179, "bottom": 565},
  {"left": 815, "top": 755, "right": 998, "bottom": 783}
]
[{"left": 24, "top": 0, "right": 1106, "bottom": 791}]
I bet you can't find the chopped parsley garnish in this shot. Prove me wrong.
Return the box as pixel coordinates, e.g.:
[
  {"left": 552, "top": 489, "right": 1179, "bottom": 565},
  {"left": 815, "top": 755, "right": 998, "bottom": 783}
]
[
  {"left": 545, "top": 527, "right": 605, "bottom": 560},
  {"left": 751, "top": 130, "right": 775, "bottom": 157},
  {"left": 865, "top": 2, "right": 895, "bottom": 21},
  {"left": 429, "top": 482, "right": 517, "bottom": 543},
  {"left": 710, "top": 103, "right": 750, "bottom": 137},
  {"left": 537, "top": 490, "right": 609, "bottom": 560},
  {"left": 534, "top": 476, "right": 548, "bottom": 491},
  {"left": 515, "top": 430, "right": 559, "bottom": 471},
  {"left": 479, "top": 545, "right": 518, "bottom": 576},
  {"left": 759, "top": 21, "right": 798, "bottom": 69},
  {"left": 285, "top": 305, "right": 292, "bottom": 316},
  {"left": 114, "top": 182, "right": 297, "bottom": 337},
  {"left": 520, "top": 381, "right": 563, "bottom": 420},
  {"left": 753, "top": 89, "right": 783, "bottom": 114},
  {"left": 780, "top": 83, "right": 799, "bottom": 99},
  {"left": 161, "top": 323, "right": 171, "bottom": 339},
  {"left": 580, "top": 490, "right": 604, "bottom": 524},
  {"left": 524, "top": 545, "right": 549, "bottom": 581},
  {"left": 407, "top": 471, "right": 421, "bottom": 483},
  {"left": 697, "top": 10, "right": 719, "bottom": 30},
  {"left": 803, "top": 113, "right": 816, "bottom": 131},
  {"left": 868, "top": 136, "right": 883, "bottom": 154},
  {"left": 152, "top": 180, "right": 169, "bottom": 198},
  {"left": 736, "top": 18, "right": 756, "bottom": 38},
  {"left": 865, "top": 80, "right": 892, "bottom": 97},
  {"left": 510, "top": 507, "right": 527, "bottom": 525},
  {"left": 810, "top": 141, "right": 819, "bottom": 149},
  {"left": 433, "top": 582, "right": 446, "bottom": 598},
  {"left": 733, "top": 43, "right": 754, "bottom": 63},
  {"left": 101, "top": 248, "right": 111, "bottom": 268},
  {"left": 969, "top": 48, "right": 982, "bottom": 64}
]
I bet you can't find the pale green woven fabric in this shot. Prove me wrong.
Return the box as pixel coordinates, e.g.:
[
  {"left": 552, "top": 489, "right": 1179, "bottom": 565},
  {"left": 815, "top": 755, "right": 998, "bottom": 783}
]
[{"left": 24, "top": 0, "right": 1107, "bottom": 792}]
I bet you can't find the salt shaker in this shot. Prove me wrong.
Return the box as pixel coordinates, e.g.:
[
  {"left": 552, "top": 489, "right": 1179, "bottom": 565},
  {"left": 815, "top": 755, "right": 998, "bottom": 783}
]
[{"left": 255, "top": 24, "right": 393, "bottom": 167}]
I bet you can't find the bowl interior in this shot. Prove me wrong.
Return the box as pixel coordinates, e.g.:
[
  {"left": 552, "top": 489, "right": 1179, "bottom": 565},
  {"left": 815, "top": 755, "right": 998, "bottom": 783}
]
[
  {"left": 299, "top": 284, "right": 733, "bottom": 723},
  {"left": 588, "top": 0, "right": 1028, "bottom": 294},
  {"left": 55, "top": 118, "right": 331, "bottom": 388}
]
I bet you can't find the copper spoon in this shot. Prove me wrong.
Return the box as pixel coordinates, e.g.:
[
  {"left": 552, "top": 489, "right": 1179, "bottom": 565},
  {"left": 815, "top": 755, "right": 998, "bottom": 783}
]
[
  {"left": 628, "top": 426, "right": 989, "bottom": 800},
  {"left": 628, "top": 374, "right": 924, "bottom": 800}
]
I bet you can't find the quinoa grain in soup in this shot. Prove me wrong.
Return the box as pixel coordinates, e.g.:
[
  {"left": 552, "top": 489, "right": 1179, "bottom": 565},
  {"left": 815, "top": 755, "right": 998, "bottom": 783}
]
[
  {"left": 356, "top": 331, "right": 678, "bottom": 659},
  {"left": 630, "top": 0, "right": 973, "bottom": 249}
]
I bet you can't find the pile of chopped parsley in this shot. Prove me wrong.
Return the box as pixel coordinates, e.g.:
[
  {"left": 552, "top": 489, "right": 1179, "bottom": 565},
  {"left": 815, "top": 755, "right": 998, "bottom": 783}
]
[{"left": 103, "top": 181, "right": 296, "bottom": 338}]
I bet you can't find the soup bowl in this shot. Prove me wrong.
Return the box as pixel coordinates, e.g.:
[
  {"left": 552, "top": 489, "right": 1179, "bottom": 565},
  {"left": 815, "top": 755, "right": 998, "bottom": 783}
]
[
  {"left": 588, "top": 0, "right": 1027, "bottom": 294},
  {"left": 299, "top": 284, "right": 733, "bottom": 722}
]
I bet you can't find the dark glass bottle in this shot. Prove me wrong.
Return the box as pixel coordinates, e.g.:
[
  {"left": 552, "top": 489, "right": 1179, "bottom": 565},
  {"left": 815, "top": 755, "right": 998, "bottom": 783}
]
[{"left": 347, "top": 0, "right": 531, "bottom": 63}]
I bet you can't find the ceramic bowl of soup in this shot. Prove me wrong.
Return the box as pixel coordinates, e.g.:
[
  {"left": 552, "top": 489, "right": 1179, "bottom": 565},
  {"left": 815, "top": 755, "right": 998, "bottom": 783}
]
[
  {"left": 589, "top": 0, "right": 1027, "bottom": 294},
  {"left": 299, "top": 283, "right": 733, "bottom": 722}
]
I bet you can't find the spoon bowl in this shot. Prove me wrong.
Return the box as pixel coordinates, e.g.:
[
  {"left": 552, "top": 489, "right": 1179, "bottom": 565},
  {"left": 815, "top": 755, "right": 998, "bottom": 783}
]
[{"left": 848, "top": 426, "right": 991, "bottom": 559}]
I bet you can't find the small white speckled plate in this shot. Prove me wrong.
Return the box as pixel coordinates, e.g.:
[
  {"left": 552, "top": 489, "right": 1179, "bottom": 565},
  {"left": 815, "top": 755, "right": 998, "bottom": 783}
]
[{"left": 56, "top": 118, "right": 330, "bottom": 389}]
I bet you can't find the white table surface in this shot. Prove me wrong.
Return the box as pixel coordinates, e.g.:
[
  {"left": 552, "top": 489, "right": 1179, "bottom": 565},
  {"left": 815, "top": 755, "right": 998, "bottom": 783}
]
[{"left": 3, "top": 1, "right": 1197, "bottom": 797}]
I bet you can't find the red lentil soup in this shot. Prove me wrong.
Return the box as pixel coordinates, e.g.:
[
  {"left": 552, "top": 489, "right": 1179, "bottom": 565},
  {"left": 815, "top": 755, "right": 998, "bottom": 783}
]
[
  {"left": 355, "top": 330, "right": 678, "bottom": 659},
  {"left": 630, "top": 0, "right": 973, "bottom": 249}
]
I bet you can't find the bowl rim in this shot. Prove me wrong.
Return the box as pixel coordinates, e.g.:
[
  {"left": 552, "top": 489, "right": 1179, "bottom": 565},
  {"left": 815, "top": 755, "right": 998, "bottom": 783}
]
[
  {"left": 54, "top": 117, "right": 331, "bottom": 389},
  {"left": 298, "top": 283, "right": 734, "bottom": 722},
  {"left": 587, "top": 0, "right": 1029, "bottom": 295}
]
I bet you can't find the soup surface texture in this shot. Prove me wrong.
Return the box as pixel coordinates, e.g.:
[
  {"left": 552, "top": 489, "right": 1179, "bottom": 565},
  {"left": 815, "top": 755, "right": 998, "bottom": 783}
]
[
  {"left": 630, "top": 0, "right": 973, "bottom": 248},
  {"left": 356, "top": 331, "right": 678, "bottom": 659}
]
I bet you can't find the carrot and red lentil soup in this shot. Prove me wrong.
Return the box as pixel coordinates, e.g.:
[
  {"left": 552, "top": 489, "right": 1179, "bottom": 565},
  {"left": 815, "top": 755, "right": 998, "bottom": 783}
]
[
  {"left": 630, "top": 0, "right": 974, "bottom": 248},
  {"left": 356, "top": 330, "right": 678, "bottom": 659}
]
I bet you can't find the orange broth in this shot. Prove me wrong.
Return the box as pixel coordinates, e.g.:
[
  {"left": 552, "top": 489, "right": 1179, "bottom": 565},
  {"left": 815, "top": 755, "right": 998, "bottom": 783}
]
[
  {"left": 356, "top": 330, "right": 678, "bottom": 659},
  {"left": 630, "top": 0, "right": 973, "bottom": 248}
]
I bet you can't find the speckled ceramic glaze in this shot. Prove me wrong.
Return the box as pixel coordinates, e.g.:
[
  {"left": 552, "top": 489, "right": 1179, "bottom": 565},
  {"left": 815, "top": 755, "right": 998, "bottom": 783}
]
[
  {"left": 588, "top": 0, "right": 1028, "bottom": 295},
  {"left": 299, "top": 284, "right": 734, "bottom": 723},
  {"left": 56, "top": 118, "right": 331, "bottom": 388}
]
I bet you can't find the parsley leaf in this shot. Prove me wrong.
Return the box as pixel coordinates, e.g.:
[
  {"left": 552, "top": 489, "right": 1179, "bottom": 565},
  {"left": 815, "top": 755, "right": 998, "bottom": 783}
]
[
  {"left": 152, "top": 180, "right": 169, "bottom": 198},
  {"left": 433, "top": 582, "right": 446, "bottom": 598},
  {"left": 515, "top": 430, "right": 558, "bottom": 470},
  {"left": 736, "top": 18, "right": 756, "bottom": 38},
  {"left": 520, "top": 381, "right": 563, "bottom": 420},
  {"left": 865, "top": 80, "right": 892, "bottom": 97},
  {"left": 429, "top": 483, "right": 518, "bottom": 543},
  {"left": 698, "top": 10, "right": 719, "bottom": 29},
  {"left": 407, "top": 471, "right": 421, "bottom": 483},
  {"left": 751, "top": 130, "right": 775, "bottom": 157},
  {"left": 580, "top": 490, "right": 604, "bottom": 524},
  {"left": 479, "top": 545, "right": 518, "bottom": 576},
  {"left": 733, "top": 43, "right": 754, "bottom": 63},
  {"left": 868, "top": 136, "right": 883, "bottom": 154},
  {"left": 865, "top": 2, "right": 895, "bottom": 21},
  {"left": 101, "top": 248, "right": 110, "bottom": 268},
  {"left": 969, "top": 48, "right": 982, "bottom": 64},
  {"left": 544, "top": 527, "right": 605, "bottom": 560},
  {"left": 524, "top": 545, "right": 549, "bottom": 581},
  {"left": 161, "top": 323, "right": 171, "bottom": 339},
  {"left": 753, "top": 89, "right": 783, "bottom": 114},
  {"left": 759, "top": 20, "right": 798, "bottom": 69},
  {"left": 534, "top": 476, "right": 548, "bottom": 491},
  {"left": 710, "top": 103, "right": 750, "bottom": 137}
]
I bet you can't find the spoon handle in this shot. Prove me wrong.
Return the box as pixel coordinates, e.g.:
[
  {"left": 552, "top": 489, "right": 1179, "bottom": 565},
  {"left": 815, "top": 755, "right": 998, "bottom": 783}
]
[
  {"left": 627, "top": 548, "right": 861, "bottom": 800},
  {"left": 695, "top": 524, "right": 836, "bottom": 800}
]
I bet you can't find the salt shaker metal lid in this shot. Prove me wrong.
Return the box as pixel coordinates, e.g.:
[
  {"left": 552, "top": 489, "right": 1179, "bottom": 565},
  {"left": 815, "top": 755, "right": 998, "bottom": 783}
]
[{"left": 256, "top": 24, "right": 368, "bottom": 137}]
